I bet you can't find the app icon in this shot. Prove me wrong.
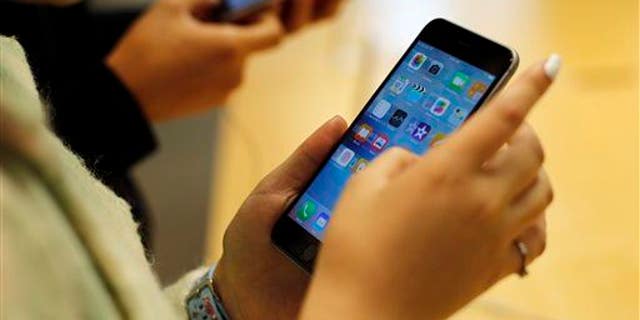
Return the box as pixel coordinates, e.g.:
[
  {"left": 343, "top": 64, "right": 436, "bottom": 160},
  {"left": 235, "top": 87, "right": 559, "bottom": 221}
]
[
  {"left": 448, "top": 107, "right": 466, "bottom": 125},
  {"left": 371, "top": 134, "right": 389, "bottom": 152},
  {"left": 449, "top": 72, "right": 470, "bottom": 93},
  {"left": 407, "top": 83, "right": 426, "bottom": 103},
  {"left": 390, "top": 76, "right": 409, "bottom": 95},
  {"left": 411, "top": 122, "right": 431, "bottom": 142},
  {"left": 427, "top": 61, "right": 444, "bottom": 76},
  {"left": 372, "top": 100, "right": 392, "bottom": 119},
  {"left": 409, "top": 52, "right": 428, "bottom": 70},
  {"left": 467, "top": 81, "right": 488, "bottom": 100},
  {"left": 430, "top": 97, "right": 451, "bottom": 116},
  {"left": 366, "top": 131, "right": 378, "bottom": 144},
  {"left": 354, "top": 123, "right": 373, "bottom": 143},
  {"left": 297, "top": 200, "right": 316, "bottom": 222},
  {"left": 404, "top": 118, "right": 419, "bottom": 135},
  {"left": 334, "top": 146, "right": 355, "bottom": 167},
  {"left": 388, "top": 109, "right": 408, "bottom": 128},
  {"left": 351, "top": 158, "right": 369, "bottom": 173},
  {"left": 313, "top": 213, "right": 330, "bottom": 232},
  {"left": 430, "top": 133, "right": 447, "bottom": 147}
]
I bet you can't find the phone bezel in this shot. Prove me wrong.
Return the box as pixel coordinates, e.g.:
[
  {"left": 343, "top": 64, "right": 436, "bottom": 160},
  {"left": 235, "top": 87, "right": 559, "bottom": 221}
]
[{"left": 271, "top": 18, "right": 519, "bottom": 273}]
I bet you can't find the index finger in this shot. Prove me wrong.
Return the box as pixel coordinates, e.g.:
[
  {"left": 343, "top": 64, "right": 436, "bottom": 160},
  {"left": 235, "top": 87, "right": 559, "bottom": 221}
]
[{"left": 445, "top": 54, "right": 561, "bottom": 168}]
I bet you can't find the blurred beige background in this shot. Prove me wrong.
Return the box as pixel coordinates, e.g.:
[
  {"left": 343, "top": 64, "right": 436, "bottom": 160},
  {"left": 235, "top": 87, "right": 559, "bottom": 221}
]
[{"left": 204, "top": 0, "right": 639, "bottom": 319}]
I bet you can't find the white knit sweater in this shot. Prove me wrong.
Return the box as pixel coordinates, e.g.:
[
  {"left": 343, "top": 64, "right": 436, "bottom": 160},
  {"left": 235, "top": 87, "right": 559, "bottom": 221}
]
[{"left": 1, "top": 36, "right": 206, "bottom": 319}]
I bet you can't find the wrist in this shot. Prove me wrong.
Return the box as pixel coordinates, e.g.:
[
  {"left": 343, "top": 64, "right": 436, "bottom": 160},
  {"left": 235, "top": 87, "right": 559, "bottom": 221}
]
[
  {"left": 302, "top": 255, "right": 434, "bottom": 320},
  {"left": 186, "top": 266, "right": 231, "bottom": 320},
  {"left": 105, "top": 49, "right": 160, "bottom": 121},
  {"left": 212, "top": 257, "right": 247, "bottom": 320}
]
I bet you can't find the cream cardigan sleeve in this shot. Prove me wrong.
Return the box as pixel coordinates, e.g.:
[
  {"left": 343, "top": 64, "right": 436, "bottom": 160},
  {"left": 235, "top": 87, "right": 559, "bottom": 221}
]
[{"left": 1, "top": 35, "right": 208, "bottom": 319}]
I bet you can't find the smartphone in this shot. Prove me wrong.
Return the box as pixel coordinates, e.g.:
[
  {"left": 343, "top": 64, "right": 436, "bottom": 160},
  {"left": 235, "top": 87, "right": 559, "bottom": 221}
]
[
  {"left": 212, "top": 0, "right": 272, "bottom": 22},
  {"left": 272, "top": 18, "right": 519, "bottom": 272}
]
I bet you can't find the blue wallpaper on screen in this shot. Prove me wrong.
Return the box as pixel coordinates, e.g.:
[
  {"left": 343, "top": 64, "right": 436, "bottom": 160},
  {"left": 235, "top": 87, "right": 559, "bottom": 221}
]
[{"left": 288, "top": 41, "right": 497, "bottom": 240}]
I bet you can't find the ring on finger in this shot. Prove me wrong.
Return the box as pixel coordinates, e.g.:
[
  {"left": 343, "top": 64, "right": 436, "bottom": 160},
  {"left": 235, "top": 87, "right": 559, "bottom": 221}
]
[{"left": 514, "top": 240, "right": 529, "bottom": 277}]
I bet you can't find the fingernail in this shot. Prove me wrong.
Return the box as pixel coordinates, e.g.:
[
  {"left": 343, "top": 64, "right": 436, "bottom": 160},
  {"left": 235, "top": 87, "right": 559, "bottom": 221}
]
[
  {"left": 543, "top": 53, "right": 562, "bottom": 80},
  {"left": 326, "top": 115, "right": 342, "bottom": 125},
  {"left": 327, "top": 115, "right": 340, "bottom": 124}
]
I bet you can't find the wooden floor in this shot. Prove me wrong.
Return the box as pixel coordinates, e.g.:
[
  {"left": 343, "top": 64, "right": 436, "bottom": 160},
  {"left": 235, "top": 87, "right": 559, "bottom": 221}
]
[{"left": 205, "top": 0, "right": 639, "bottom": 318}]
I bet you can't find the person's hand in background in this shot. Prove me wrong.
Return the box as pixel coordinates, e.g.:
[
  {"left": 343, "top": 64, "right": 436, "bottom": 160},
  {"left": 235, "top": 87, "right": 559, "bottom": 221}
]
[
  {"left": 302, "top": 58, "right": 560, "bottom": 320},
  {"left": 214, "top": 116, "right": 347, "bottom": 320},
  {"left": 279, "top": 0, "right": 343, "bottom": 32},
  {"left": 106, "top": 0, "right": 284, "bottom": 122}
]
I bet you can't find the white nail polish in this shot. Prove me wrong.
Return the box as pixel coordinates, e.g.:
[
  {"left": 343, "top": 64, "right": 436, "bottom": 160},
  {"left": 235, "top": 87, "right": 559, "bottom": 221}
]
[{"left": 544, "top": 54, "right": 562, "bottom": 80}]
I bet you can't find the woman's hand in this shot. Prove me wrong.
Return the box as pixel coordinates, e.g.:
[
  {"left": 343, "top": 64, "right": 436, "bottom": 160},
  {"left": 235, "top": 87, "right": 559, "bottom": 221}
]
[
  {"left": 106, "top": 0, "right": 284, "bottom": 122},
  {"left": 302, "top": 57, "right": 560, "bottom": 320},
  {"left": 279, "top": 0, "right": 343, "bottom": 32},
  {"left": 214, "top": 117, "right": 348, "bottom": 320}
]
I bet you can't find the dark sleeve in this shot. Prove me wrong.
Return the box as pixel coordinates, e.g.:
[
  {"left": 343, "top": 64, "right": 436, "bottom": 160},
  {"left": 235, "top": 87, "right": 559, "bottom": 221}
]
[
  {"left": 0, "top": 1, "right": 156, "bottom": 178},
  {"left": 50, "top": 59, "right": 156, "bottom": 178}
]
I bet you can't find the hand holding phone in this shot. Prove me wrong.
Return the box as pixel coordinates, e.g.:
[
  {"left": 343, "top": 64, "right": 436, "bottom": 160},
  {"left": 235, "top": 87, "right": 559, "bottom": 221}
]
[
  {"left": 272, "top": 18, "right": 520, "bottom": 271},
  {"left": 210, "top": 18, "right": 558, "bottom": 320},
  {"left": 279, "top": 0, "right": 343, "bottom": 31},
  {"left": 213, "top": 117, "right": 349, "bottom": 320},
  {"left": 108, "top": 0, "right": 283, "bottom": 121},
  {"left": 301, "top": 56, "right": 558, "bottom": 320},
  {"left": 212, "top": 0, "right": 343, "bottom": 30}
]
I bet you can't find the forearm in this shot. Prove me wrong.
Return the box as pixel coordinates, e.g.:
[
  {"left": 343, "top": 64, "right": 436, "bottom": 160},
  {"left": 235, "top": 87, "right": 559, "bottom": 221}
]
[
  {"left": 300, "top": 281, "right": 370, "bottom": 320},
  {"left": 301, "top": 279, "right": 444, "bottom": 320}
]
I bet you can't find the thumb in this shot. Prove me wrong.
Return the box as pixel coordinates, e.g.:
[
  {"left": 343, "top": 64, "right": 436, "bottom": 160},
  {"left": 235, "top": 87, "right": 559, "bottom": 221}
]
[
  {"left": 255, "top": 116, "right": 347, "bottom": 197},
  {"left": 231, "top": 116, "right": 346, "bottom": 237}
]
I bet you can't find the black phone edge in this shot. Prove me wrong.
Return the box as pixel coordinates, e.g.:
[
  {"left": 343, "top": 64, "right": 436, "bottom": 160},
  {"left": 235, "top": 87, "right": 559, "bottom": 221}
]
[{"left": 271, "top": 18, "right": 519, "bottom": 274}]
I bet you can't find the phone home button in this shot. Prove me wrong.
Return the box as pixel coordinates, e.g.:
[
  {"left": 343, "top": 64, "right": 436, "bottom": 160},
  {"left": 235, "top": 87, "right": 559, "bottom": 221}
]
[{"left": 301, "top": 243, "right": 318, "bottom": 263}]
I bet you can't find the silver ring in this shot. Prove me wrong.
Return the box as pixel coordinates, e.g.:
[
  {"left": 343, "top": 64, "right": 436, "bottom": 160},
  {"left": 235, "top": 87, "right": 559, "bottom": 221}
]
[{"left": 515, "top": 241, "right": 529, "bottom": 277}]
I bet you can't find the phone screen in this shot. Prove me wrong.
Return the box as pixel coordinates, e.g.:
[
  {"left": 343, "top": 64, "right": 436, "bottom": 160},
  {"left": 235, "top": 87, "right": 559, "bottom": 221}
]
[{"left": 287, "top": 41, "right": 498, "bottom": 240}]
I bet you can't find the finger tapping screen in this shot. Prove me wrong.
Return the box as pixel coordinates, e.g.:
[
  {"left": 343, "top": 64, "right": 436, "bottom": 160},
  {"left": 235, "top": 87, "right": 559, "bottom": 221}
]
[{"left": 288, "top": 41, "right": 497, "bottom": 240}]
